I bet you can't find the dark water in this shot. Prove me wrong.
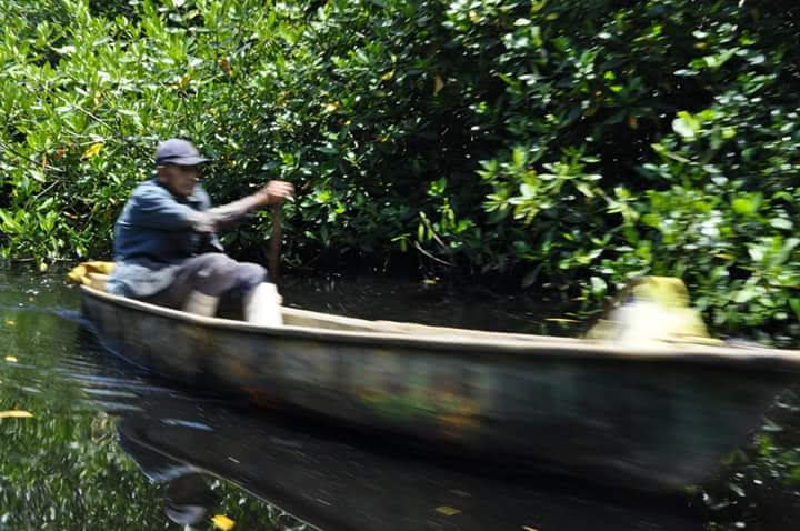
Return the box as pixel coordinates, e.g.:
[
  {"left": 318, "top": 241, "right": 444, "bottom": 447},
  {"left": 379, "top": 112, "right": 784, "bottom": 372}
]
[{"left": 0, "top": 270, "right": 796, "bottom": 530}]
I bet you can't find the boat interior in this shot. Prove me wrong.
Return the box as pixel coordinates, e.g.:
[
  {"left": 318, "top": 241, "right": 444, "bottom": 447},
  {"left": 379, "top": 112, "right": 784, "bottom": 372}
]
[
  {"left": 82, "top": 271, "right": 798, "bottom": 356},
  {"left": 84, "top": 271, "right": 570, "bottom": 343}
]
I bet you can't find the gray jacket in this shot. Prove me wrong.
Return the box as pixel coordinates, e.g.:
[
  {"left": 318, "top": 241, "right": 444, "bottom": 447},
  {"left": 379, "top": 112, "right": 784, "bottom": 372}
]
[{"left": 107, "top": 178, "right": 257, "bottom": 298}]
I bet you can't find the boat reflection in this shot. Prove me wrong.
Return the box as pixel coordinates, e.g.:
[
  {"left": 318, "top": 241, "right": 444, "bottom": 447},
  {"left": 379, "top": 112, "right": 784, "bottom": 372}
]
[{"left": 113, "top": 378, "right": 703, "bottom": 531}]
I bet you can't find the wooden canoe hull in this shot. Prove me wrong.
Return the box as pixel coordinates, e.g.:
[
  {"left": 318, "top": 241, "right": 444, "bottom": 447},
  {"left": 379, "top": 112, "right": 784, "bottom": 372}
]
[{"left": 81, "top": 286, "right": 797, "bottom": 490}]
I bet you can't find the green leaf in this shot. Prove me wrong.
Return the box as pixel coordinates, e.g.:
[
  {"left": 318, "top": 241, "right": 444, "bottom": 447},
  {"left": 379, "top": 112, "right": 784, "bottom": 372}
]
[
  {"left": 590, "top": 276, "right": 607, "bottom": 295},
  {"left": 734, "top": 287, "right": 757, "bottom": 304},
  {"left": 521, "top": 266, "right": 541, "bottom": 288},
  {"left": 672, "top": 111, "right": 699, "bottom": 139},
  {"left": 732, "top": 194, "right": 761, "bottom": 215},
  {"left": 770, "top": 218, "right": 793, "bottom": 230},
  {"left": 519, "top": 183, "right": 535, "bottom": 199},
  {"left": 790, "top": 299, "right": 800, "bottom": 320},
  {"left": 575, "top": 182, "right": 594, "bottom": 198}
]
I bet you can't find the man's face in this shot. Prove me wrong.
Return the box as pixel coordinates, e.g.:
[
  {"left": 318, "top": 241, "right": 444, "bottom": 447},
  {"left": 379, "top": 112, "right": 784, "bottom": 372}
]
[{"left": 159, "top": 165, "right": 199, "bottom": 198}]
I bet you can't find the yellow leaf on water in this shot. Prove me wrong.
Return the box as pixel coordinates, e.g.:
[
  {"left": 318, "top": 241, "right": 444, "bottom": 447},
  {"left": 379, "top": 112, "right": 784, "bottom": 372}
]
[
  {"left": 0, "top": 410, "right": 33, "bottom": 419},
  {"left": 5, "top": 320, "right": 15, "bottom": 325},
  {"left": 436, "top": 506, "right": 461, "bottom": 516},
  {"left": 211, "top": 514, "right": 235, "bottom": 530},
  {"left": 5, "top": 356, "right": 18, "bottom": 363},
  {"left": 82, "top": 142, "right": 103, "bottom": 159}
]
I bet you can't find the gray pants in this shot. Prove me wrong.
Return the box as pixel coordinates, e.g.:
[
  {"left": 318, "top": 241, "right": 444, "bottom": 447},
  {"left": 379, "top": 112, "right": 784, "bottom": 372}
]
[{"left": 145, "top": 253, "right": 266, "bottom": 310}]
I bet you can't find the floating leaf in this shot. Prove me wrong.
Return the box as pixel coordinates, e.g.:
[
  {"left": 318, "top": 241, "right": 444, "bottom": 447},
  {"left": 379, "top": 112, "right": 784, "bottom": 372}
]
[
  {"left": 211, "top": 514, "right": 235, "bottom": 530},
  {"left": 0, "top": 410, "right": 33, "bottom": 419},
  {"left": 436, "top": 506, "right": 461, "bottom": 516},
  {"left": 82, "top": 142, "right": 103, "bottom": 159},
  {"left": 4, "top": 356, "right": 18, "bottom": 363}
]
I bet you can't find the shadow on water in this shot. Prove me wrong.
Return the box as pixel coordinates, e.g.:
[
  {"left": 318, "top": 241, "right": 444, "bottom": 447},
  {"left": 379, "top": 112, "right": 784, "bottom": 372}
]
[{"left": 1, "top": 270, "right": 797, "bottom": 530}]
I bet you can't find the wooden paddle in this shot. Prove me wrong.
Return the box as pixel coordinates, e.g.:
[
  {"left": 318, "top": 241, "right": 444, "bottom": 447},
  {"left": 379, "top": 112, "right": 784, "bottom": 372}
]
[{"left": 268, "top": 203, "right": 282, "bottom": 285}]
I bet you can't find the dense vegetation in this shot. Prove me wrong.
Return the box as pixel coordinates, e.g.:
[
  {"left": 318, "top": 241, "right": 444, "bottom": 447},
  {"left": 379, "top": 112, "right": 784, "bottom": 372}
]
[{"left": 1, "top": 0, "right": 798, "bottom": 339}]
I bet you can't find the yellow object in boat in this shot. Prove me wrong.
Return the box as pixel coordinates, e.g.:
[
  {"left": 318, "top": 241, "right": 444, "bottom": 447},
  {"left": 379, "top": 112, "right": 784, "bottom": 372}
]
[
  {"left": 587, "top": 277, "right": 720, "bottom": 345},
  {"left": 67, "top": 261, "right": 116, "bottom": 285}
]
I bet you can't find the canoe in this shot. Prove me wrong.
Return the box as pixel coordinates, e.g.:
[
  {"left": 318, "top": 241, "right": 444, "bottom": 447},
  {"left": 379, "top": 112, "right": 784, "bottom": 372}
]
[{"left": 79, "top": 284, "right": 800, "bottom": 491}]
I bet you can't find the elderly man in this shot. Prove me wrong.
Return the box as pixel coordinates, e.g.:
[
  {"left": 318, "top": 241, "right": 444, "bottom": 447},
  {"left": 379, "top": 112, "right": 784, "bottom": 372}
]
[{"left": 106, "top": 138, "right": 292, "bottom": 325}]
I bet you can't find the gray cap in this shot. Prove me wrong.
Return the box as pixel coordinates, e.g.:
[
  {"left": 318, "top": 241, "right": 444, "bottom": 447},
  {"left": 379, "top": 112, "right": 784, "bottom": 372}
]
[{"left": 155, "top": 138, "right": 210, "bottom": 166}]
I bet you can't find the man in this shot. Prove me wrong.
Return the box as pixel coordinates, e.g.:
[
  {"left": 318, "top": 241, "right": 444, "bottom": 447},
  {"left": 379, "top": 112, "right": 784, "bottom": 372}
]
[{"left": 106, "top": 138, "right": 293, "bottom": 325}]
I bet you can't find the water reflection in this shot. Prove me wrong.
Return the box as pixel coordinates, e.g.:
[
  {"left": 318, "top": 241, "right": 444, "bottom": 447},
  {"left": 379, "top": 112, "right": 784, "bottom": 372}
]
[
  {"left": 110, "top": 362, "right": 701, "bottom": 531},
  {"left": 0, "top": 270, "right": 796, "bottom": 530}
]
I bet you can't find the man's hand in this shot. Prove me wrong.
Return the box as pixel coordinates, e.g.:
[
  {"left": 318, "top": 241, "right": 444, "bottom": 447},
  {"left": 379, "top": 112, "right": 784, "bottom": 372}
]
[{"left": 255, "top": 180, "right": 293, "bottom": 206}]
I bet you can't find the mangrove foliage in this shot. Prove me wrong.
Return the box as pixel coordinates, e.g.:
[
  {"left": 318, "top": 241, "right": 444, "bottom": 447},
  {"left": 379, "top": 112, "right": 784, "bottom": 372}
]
[{"left": 1, "top": 0, "right": 799, "bottom": 339}]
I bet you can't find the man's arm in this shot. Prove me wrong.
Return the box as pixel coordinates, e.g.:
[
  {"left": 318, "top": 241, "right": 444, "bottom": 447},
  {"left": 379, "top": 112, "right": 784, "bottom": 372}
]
[
  {"left": 128, "top": 180, "right": 293, "bottom": 233},
  {"left": 205, "top": 180, "right": 294, "bottom": 228},
  {"left": 205, "top": 195, "right": 264, "bottom": 228}
]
